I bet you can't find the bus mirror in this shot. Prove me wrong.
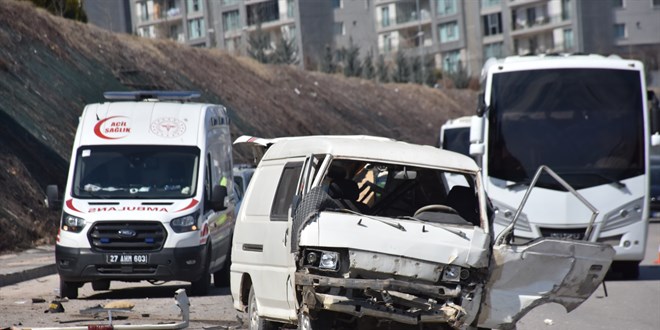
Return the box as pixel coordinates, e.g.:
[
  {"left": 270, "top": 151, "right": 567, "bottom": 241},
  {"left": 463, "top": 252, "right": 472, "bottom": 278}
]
[
  {"left": 470, "top": 115, "right": 484, "bottom": 144},
  {"left": 652, "top": 133, "right": 660, "bottom": 147},
  {"left": 476, "top": 92, "right": 488, "bottom": 117},
  {"left": 470, "top": 143, "right": 485, "bottom": 156}
]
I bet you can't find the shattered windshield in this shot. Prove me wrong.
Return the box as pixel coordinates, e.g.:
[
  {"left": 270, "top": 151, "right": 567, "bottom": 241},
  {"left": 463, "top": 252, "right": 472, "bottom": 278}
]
[
  {"left": 72, "top": 145, "right": 199, "bottom": 199},
  {"left": 312, "top": 159, "right": 481, "bottom": 227}
]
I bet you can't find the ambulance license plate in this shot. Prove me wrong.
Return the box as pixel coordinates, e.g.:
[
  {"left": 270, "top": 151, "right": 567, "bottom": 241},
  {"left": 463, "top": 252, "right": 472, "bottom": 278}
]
[{"left": 106, "top": 254, "right": 148, "bottom": 264}]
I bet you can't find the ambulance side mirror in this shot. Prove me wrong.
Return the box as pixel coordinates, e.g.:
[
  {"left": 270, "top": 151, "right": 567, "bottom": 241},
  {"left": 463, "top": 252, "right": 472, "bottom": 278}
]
[
  {"left": 46, "top": 184, "right": 61, "bottom": 210},
  {"left": 210, "top": 185, "right": 227, "bottom": 211}
]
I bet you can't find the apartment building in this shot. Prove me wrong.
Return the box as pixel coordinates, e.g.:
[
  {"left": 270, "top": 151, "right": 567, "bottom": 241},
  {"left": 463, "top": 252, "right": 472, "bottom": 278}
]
[
  {"left": 83, "top": 0, "right": 132, "bottom": 34},
  {"left": 129, "top": 0, "right": 212, "bottom": 47},
  {"left": 88, "top": 0, "right": 659, "bottom": 82}
]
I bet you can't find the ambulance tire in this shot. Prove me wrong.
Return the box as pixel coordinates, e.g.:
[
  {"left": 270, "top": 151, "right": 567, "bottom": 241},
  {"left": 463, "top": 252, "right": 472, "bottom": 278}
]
[
  {"left": 190, "top": 245, "right": 211, "bottom": 296},
  {"left": 214, "top": 244, "right": 231, "bottom": 287},
  {"left": 60, "top": 278, "right": 78, "bottom": 299},
  {"left": 91, "top": 280, "right": 110, "bottom": 291}
]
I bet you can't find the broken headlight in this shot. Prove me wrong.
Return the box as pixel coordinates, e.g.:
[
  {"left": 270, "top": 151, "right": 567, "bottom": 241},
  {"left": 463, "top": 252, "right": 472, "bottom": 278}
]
[
  {"left": 442, "top": 265, "right": 461, "bottom": 282},
  {"left": 303, "top": 249, "right": 340, "bottom": 271}
]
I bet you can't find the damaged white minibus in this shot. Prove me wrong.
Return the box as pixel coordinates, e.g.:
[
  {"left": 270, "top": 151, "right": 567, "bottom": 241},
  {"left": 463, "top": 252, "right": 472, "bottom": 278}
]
[{"left": 230, "top": 135, "right": 614, "bottom": 330}]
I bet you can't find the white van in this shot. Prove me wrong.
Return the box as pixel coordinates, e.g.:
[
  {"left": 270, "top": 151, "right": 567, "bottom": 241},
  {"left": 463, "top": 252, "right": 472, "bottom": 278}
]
[
  {"left": 230, "top": 135, "right": 614, "bottom": 330},
  {"left": 47, "top": 91, "right": 236, "bottom": 298}
]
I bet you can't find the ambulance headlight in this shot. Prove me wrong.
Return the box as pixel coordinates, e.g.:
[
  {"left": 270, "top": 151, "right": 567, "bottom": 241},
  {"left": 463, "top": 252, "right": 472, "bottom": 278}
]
[
  {"left": 170, "top": 212, "right": 199, "bottom": 233},
  {"left": 61, "top": 212, "right": 85, "bottom": 233}
]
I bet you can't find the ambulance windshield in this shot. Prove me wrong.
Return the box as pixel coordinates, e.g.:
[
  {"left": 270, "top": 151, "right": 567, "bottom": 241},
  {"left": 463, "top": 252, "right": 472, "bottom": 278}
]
[{"left": 72, "top": 145, "right": 200, "bottom": 199}]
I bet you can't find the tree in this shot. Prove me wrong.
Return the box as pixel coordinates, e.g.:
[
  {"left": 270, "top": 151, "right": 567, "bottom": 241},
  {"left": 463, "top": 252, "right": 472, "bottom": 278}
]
[
  {"left": 423, "top": 55, "right": 436, "bottom": 86},
  {"left": 376, "top": 54, "right": 390, "bottom": 83},
  {"left": 320, "top": 45, "right": 336, "bottom": 73},
  {"left": 410, "top": 55, "right": 423, "bottom": 84},
  {"left": 342, "top": 39, "right": 362, "bottom": 77},
  {"left": 29, "top": 0, "right": 87, "bottom": 22},
  {"left": 362, "top": 50, "right": 375, "bottom": 80},
  {"left": 447, "top": 60, "right": 470, "bottom": 89},
  {"left": 247, "top": 25, "right": 271, "bottom": 64},
  {"left": 393, "top": 51, "right": 410, "bottom": 83},
  {"left": 272, "top": 36, "right": 298, "bottom": 65}
]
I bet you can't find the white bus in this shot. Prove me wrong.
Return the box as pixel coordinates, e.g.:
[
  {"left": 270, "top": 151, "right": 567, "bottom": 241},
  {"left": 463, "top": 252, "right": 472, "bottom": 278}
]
[
  {"left": 469, "top": 54, "right": 659, "bottom": 279},
  {"left": 438, "top": 115, "right": 474, "bottom": 157}
]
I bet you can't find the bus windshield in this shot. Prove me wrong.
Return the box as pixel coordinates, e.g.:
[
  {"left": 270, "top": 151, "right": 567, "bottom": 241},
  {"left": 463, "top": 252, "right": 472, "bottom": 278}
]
[
  {"left": 487, "top": 68, "right": 644, "bottom": 190},
  {"left": 72, "top": 145, "right": 200, "bottom": 199}
]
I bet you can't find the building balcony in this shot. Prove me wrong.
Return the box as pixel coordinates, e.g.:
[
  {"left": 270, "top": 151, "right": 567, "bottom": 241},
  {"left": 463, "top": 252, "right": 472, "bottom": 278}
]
[
  {"left": 136, "top": 8, "right": 183, "bottom": 26},
  {"left": 510, "top": 14, "right": 571, "bottom": 37},
  {"left": 507, "top": 0, "right": 548, "bottom": 9},
  {"left": 377, "top": 13, "right": 432, "bottom": 33}
]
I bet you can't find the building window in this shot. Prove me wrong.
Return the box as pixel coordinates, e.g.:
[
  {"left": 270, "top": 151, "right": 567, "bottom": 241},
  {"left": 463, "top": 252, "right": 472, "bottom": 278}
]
[
  {"left": 483, "top": 13, "right": 502, "bottom": 36},
  {"left": 612, "top": 0, "right": 624, "bottom": 8},
  {"left": 332, "top": 0, "right": 342, "bottom": 9},
  {"left": 438, "top": 21, "right": 459, "bottom": 43},
  {"left": 137, "top": 2, "right": 149, "bottom": 22},
  {"left": 614, "top": 23, "right": 626, "bottom": 38},
  {"left": 436, "top": 0, "right": 457, "bottom": 16},
  {"left": 480, "top": 0, "right": 501, "bottom": 8},
  {"left": 563, "top": 28, "right": 574, "bottom": 50},
  {"left": 561, "top": 0, "right": 571, "bottom": 20},
  {"left": 483, "top": 42, "right": 503, "bottom": 59},
  {"left": 223, "top": 10, "right": 240, "bottom": 32},
  {"left": 287, "top": 0, "right": 295, "bottom": 18},
  {"left": 187, "top": 0, "right": 202, "bottom": 13},
  {"left": 382, "top": 33, "right": 392, "bottom": 54},
  {"left": 188, "top": 18, "right": 205, "bottom": 39},
  {"left": 221, "top": 0, "right": 240, "bottom": 5},
  {"left": 443, "top": 50, "right": 461, "bottom": 73},
  {"left": 334, "top": 22, "right": 345, "bottom": 36},
  {"left": 381, "top": 6, "right": 390, "bottom": 27},
  {"left": 526, "top": 7, "right": 536, "bottom": 25}
]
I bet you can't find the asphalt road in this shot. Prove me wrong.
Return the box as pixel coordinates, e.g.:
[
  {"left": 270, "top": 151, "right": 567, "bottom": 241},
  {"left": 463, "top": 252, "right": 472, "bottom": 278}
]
[{"left": 1, "top": 224, "right": 659, "bottom": 330}]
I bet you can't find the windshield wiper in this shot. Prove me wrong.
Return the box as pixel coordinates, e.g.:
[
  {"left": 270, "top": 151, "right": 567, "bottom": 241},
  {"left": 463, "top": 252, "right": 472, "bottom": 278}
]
[
  {"left": 506, "top": 179, "right": 531, "bottom": 189},
  {"left": 330, "top": 208, "right": 406, "bottom": 231},
  {"left": 400, "top": 216, "right": 469, "bottom": 240},
  {"left": 554, "top": 171, "right": 627, "bottom": 189}
]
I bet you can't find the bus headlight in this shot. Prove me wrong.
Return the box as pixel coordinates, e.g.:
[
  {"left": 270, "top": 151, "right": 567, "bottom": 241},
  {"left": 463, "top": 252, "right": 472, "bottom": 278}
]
[
  {"left": 170, "top": 212, "right": 199, "bottom": 233},
  {"left": 602, "top": 198, "right": 643, "bottom": 232},
  {"left": 61, "top": 212, "right": 85, "bottom": 233},
  {"left": 491, "top": 200, "right": 531, "bottom": 232}
]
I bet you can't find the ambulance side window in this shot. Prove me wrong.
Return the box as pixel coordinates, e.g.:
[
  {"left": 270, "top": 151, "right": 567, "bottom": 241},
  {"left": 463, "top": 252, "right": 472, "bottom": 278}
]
[{"left": 204, "top": 153, "right": 212, "bottom": 211}]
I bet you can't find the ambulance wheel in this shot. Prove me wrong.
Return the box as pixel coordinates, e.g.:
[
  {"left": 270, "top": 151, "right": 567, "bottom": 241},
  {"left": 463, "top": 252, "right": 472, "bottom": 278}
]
[
  {"left": 214, "top": 246, "right": 231, "bottom": 287},
  {"left": 91, "top": 280, "right": 110, "bottom": 291},
  {"left": 190, "top": 245, "right": 211, "bottom": 296},
  {"left": 60, "top": 278, "right": 78, "bottom": 299}
]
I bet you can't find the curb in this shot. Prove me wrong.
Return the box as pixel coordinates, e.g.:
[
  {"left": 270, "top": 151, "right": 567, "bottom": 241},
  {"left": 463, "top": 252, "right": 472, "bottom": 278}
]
[{"left": 0, "top": 263, "right": 57, "bottom": 288}]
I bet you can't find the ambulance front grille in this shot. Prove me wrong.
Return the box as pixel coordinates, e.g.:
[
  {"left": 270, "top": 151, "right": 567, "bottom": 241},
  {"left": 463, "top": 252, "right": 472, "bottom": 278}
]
[{"left": 88, "top": 221, "right": 167, "bottom": 252}]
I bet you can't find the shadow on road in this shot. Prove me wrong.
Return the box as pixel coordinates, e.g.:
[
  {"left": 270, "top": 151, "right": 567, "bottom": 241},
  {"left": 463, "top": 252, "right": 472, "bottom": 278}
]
[
  {"left": 605, "top": 265, "right": 660, "bottom": 281},
  {"left": 81, "top": 283, "right": 231, "bottom": 300}
]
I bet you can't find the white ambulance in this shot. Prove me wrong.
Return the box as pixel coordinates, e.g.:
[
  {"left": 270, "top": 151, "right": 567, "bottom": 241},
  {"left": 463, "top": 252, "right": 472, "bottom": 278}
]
[{"left": 47, "top": 91, "right": 236, "bottom": 298}]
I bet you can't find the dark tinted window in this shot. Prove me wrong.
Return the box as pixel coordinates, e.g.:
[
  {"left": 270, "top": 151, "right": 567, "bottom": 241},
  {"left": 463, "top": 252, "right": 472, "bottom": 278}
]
[
  {"left": 442, "top": 127, "right": 471, "bottom": 156},
  {"left": 488, "top": 68, "right": 644, "bottom": 190},
  {"left": 271, "top": 162, "right": 303, "bottom": 221}
]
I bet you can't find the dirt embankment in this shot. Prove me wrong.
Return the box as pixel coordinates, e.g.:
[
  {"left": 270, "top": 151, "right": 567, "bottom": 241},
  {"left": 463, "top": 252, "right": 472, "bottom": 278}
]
[{"left": 0, "top": 0, "right": 476, "bottom": 253}]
